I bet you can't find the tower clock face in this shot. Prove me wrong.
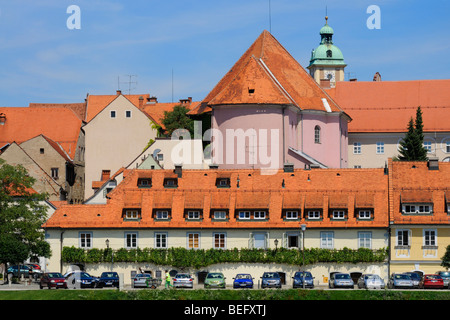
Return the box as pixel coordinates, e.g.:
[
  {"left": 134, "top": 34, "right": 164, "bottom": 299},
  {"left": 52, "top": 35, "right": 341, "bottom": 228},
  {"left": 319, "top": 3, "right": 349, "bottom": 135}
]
[{"left": 324, "top": 70, "right": 336, "bottom": 82}]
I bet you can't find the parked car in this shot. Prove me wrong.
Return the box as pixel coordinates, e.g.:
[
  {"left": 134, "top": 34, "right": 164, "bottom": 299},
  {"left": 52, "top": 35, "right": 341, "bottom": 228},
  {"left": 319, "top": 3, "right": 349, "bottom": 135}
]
[
  {"left": 97, "top": 272, "right": 120, "bottom": 288},
  {"left": 6, "top": 265, "right": 32, "bottom": 278},
  {"left": 132, "top": 273, "right": 152, "bottom": 288},
  {"left": 388, "top": 273, "right": 414, "bottom": 289},
  {"left": 204, "top": 272, "right": 226, "bottom": 289},
  {"left": 357, "top": 274, "right": 385, "bottom": 289},
  {"left": 419, "top": 274, "right": 444, "bottom": 289},
  {"left": 292, "top": 271, "right": 314, "bottom": 289},
  {"left": 65, "top": 271, "right": 98, "bottom": 288},
  {"left": 435, "top": 271, "right": 450, "bottom": 289},
  {"left": 329, "top": 273, "right": 354, "bottom": 289},
  {"left": 232, "top": 273, "right": 254, "bottom": 289},
  {"left": 173, "top": 273, "right": 194, "bottom": 289},
  {"left": 260, "top": 272, "right": 282, "bottom": 289},
  {"left": 40, "top": 272, "right": 68, "bottom": 289},
  {"left": 403, "top": 272, "right": 421, "bottom": 288}
]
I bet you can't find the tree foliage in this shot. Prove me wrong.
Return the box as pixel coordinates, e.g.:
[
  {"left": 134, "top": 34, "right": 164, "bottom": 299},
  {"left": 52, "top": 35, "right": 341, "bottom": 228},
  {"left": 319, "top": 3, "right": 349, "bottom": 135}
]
[
  {"left": 161, "top": 105, "right": 194, "bottom": 138},
  {"left": 0, "top": 159, "right": 51, "bottom": 267},
  {"left": 441, "top": 244, "right": 450, "bottom": 270},
  {"left": 397, "top": 106, "right": 428, "bottom": 161}
]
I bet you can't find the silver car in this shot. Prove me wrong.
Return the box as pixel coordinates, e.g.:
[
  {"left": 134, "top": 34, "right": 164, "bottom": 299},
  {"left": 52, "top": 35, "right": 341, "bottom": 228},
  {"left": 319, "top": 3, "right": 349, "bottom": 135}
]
[
  {"left": 436, "top": 271, "right": 450, "bottom": 289},
  {"left": 173, "top": 273, "right": 194, "bottom": 288},
  {"left": 388, "top": 273, "right": 414, "bottom": 289},
  {"left": 133, "top": 273, "right": 152, "bottom": 288},
  {"left": 357, "top": 274, "right": 385, "bottom": 289},
  {"left": 329, "top": 273, "right": 354, "bottom": 289}
]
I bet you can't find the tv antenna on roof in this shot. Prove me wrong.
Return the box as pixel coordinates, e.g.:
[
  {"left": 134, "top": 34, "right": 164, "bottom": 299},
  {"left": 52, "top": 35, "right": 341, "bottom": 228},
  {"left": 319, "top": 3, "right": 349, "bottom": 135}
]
[{"left": 117, "top": 75, "right": 137, "bottom": 94}]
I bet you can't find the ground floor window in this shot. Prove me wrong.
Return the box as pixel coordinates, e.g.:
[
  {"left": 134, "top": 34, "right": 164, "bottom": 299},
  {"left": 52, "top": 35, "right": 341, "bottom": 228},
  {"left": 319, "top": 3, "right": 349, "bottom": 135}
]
[
  {"left": 320, "top": 231, "right": 334, "bottom": 249},
  {"left": 213, "top": 233, "right": 226, "bottom": 249},
  {"left": 187, "top": 232, "right": 200, "bottom": 249},
  {"left": 155, "top": 232, "right": 167, "bottom": 248},
  {"left": 358, "top": 231, "right": 372, "bottom": 249},
  {"left": 125, "top": 232, "right": 138, "bottom": 249},
  {"left": 79, "top": 232, "right": 92, "bottom": 249}
]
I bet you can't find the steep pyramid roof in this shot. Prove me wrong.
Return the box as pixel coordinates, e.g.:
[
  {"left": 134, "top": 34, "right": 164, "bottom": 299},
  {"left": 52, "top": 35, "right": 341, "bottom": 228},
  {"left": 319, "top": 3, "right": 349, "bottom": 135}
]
[{"left": 189, "top": 30, "right": 344, "bottom": 115}]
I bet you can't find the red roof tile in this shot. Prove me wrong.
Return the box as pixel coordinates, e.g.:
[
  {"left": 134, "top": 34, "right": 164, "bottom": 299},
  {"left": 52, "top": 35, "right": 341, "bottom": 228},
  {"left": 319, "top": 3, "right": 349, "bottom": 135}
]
[{"left": 327, "top": 80, "right": 450, "bottom": 132}]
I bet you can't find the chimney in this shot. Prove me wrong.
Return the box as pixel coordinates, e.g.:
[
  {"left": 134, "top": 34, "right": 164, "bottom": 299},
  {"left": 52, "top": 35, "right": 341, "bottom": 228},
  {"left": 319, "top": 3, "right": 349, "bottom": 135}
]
[
  {"left": 320, "top": 79, "right": 331, "bottom": 89},
  {"left": 0, "top": 113, "right": 5, "bottom": 125},
  {"left": 179, "top": 97, "right": 192, "bottom": 106},
  {"left": 147, "top": 96, "right": 158, "bottom": 104},
  {"left": 427, "top": 157, "right": 439, "bottom": 170},
  {"left": 174, "top": 164, "right": 182, "bottom": 178},
  {"left": 283, "top": 163, "right": 294, "bottom": 173},
  {"left": 139, "top": 96, "right": 144, "bottom": 108},
  {"left": 116, "top": 90, "right": 122, "bottom": 95}
]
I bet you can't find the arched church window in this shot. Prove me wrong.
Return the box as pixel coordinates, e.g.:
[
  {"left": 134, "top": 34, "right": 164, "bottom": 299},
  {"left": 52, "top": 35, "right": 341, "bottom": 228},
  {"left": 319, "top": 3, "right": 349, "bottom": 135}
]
[
  {"left": 326, "top": 50, "right": 332, "bottom": 57},
  {"left": 314, "top": 126, "right": 321, "bottom": 144}
]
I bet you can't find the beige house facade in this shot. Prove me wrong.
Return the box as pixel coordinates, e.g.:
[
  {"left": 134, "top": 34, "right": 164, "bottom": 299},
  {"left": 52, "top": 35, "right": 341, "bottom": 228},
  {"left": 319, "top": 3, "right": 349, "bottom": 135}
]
[{"left": 83, "top": 94, "right": 157, "bottom": 199}]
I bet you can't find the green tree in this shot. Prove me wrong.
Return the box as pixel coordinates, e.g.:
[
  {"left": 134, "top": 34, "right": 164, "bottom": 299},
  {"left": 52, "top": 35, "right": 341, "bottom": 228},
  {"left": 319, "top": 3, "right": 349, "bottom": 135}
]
[
  {"left": 441, "top": 244, "right": 450, "bottom": 270},
  {"left": 0, "top": 159, "right": 51, "bottom": 275},
  {"left": 161, "top": 105, "right": 194, "bottom": 138},
  {"left": 397, "top": 106, "right": 428, "bottom": 161}
]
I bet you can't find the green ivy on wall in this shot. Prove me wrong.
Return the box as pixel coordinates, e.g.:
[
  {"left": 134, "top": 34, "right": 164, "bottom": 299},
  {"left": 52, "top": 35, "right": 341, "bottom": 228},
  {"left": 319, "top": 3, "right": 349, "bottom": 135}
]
[{"left": 62, "top": 246, "right": 388, "bottom": 268}]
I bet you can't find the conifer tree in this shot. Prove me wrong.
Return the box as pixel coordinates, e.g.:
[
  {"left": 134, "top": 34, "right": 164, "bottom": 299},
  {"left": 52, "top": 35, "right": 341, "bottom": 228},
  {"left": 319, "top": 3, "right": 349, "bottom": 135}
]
[{"left": 397, "top": 106, "right": 428, "bottom": 161}]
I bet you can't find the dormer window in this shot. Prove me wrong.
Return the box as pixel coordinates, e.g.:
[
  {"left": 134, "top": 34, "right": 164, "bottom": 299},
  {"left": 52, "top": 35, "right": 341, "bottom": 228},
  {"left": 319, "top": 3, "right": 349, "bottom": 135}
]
[
  {"left": 331, "top": 210, "right": 346, "bottom": 220},
  {"left": 306, "top": 210, "right": 321, "bottom": 220},
  {"left": 123, "top": 209, "right": 140, "bottom": 221},
  {"left": 164, "top": 178, "right": 178, "bottom": 188},
  {"left": 138, "top": 178, "right": 152, "bottom": 188},
  {"left": 357, "top": 209, "right": 372, "bottom": 220},
  {"left": 216, "top": 178, "right": 230, "bottom": 188},
  {"left": 402, "top": 204, "right": 433, "bottom": 215}
]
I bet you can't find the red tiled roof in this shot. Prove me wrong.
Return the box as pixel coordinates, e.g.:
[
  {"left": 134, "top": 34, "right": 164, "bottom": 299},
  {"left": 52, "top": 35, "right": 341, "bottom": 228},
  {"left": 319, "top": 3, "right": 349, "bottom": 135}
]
[
  {"left": 29, "top": 102, "right": 87, "bottom": 122},
  {"left": 189, "top": 30, "right": 345, "bottom": 115},
  {"left": 388, "top": 159, "right": 450, "bottom": 225},
  {"left": 326, "top": 80, "right": 450, "bottom": 132},
  {"left": 0, "top": 107, "right": 82, "bottom": 159},
  {"left": 43, "top": 167, "right": 389, "bottom": 229}
]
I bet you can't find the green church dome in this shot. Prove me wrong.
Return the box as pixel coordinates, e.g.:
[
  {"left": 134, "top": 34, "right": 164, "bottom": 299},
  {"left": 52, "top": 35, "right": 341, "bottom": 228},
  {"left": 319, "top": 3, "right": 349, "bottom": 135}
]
[{"left": 309, "top": 17, "right": 346, "bottom": 67}]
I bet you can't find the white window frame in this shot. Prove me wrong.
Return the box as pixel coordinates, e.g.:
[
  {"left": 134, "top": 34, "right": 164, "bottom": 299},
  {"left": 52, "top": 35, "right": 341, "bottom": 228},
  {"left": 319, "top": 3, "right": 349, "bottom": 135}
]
[
  {"left": 125, "top": 110, "right": 132, "bottom": 118},
  {"left": 353, "top": 142, "right": 361, "bottom": 154},
  {"left": 125, "top": 210, "right": 139, "bottom": 220},
  {"left": 125, "top": 232, "right": 138, "bottom": 249},
  {"left": 397, "top": 229, "right": 410, "bottom": 247},
  {"left": 320, "top": 231, "right": 334, "bottom": 249},
  {"left": 187, "top": 232, "right": 200, "bottom": 249},
  {"left": 110, "top": 110, "right": 116, "bottom": 118},
  {"left": 155, "top": 232, "right": 168, "bottom": 248},
  {"left": 187, "top": 210, "right": 201, "bottom": 220},
  {"left": 307, "top": 210, "right": 321, "bottom": 219},
  {"left": 239, "top": 211, "right": 251, "bottom": 220},
  {"left": 213, "top": 210, "right": 227, "bottom": 220},
  {"left": 332, "top": 210, "right": 346, "bottom": 220},
  {"left": 423, "top": 141, "right": 432, "bottom": 153},
  {"left": 358, "top": 231, "right": 372, "bottom": 249},
  {"left": 286, "top": 232, "right": 300, "bottom": 248},
  {"left": 314, "top": 126, "right": 321, "bottom": 144},
  {"left": 254, "top": 211, "right": 266, "bottom": 220},
  {"left": 423, "top": 229, "right": 437, "bottom": 247},
  {"left": 155, "top": 210, "right": 169, "bottom": 220},
  {"left": 376, "top": 142, "right": 384, "bottom": 154},
  {"left": 358, "top": 210, "right": 372, "bottom": 219},
  {"left": 402, "top": 204, "right": 433, "bottom": 215},
  {"left": 213, "top": 232, "right": 226, "bottom": 249},
  {"left": 285, "top": 210, "right": 299, "bottom": 220},
  {"left": 79, "top": 232, "right": 93, "bottom": 249}
]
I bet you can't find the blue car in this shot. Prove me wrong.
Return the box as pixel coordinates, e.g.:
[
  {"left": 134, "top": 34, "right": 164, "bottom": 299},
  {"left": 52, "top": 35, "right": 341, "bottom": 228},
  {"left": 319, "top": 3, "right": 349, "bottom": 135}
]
[
  {"left": 65, "top": 271, "right": 98, "bottom": 288},
  {"left": 233, "top": 273, "right": 254, "bottom": 289},
  {"left": 97, "top": 272, "right": 120, "bottom": 288},
  {"left": 292, "top": 271, "right": 315, "bottom": 289}
]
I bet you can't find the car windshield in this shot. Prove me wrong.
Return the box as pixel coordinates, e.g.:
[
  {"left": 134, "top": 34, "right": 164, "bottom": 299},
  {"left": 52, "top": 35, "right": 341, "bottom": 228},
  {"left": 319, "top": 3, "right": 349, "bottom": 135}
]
[
  {"left": 295, "top": 272, "right": 311, "bottom": 278},
  {"left": 48, "top": 273, "right": 64, "bottom": 278},
  {"left": 263, "top": 273, "right": 279, "bottom": 278},
  {"left": 207, "top": 273, "right": 223, "bottom": 279},
  {"left": 366, "top": 275, "right": 380, "bottom": 280},
  {"left": 236, "top": 274, "right": 252, "bottom": 279},
  {"left": 335, "top": 274, "right": 350, "bottom": 279},
  {"left": 437, "top": 272, "right": 450, "bottom": 279},
  {"left": 101, "top": 272, "right": 117, "bottom": 278},
  {"left": 176, "top": 274, "right": 191, "bottom": 279},
  {"left": 136, "top": 274, "right": 150, "bottom": 278},
  {"left": 405, "top": 273, "right": 421, "bottom": 280},
  {"left": 426, "top": 275, "right": 441, "bottom": 280},
  {"left": 394, "top": 274, "right": 410, "bottom": 280}
]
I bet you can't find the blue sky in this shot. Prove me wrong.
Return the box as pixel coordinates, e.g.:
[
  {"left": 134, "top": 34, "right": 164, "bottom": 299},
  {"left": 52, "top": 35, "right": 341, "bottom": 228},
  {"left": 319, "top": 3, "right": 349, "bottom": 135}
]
[{"left": 0, "top": 0, "right": 448, "bottom": 106}]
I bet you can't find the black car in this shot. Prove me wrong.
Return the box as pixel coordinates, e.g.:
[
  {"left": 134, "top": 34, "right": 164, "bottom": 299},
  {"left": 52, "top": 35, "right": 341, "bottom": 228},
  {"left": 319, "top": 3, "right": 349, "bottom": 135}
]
[{"left": 97, "top": 272, "right": 120, "bottom": 288}]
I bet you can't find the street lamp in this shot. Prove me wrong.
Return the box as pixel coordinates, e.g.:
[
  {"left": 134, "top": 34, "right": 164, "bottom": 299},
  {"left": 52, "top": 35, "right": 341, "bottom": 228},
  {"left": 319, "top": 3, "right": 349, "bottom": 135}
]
[
  {"left": 274, "top": 239, "right": 279, "bottom": 251},
  {"left": 105, "top": 239, "right": 110, "bottom": 249},
  {"left": 301, "top": 224, "right": 306, "bottom": 289}
]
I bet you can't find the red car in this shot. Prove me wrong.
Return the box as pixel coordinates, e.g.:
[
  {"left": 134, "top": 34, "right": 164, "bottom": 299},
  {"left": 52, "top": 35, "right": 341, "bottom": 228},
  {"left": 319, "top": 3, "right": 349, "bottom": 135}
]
[
  {"left": 40, "top": 272, "right": 68, "bottom": 289},
  {"left": 419, "top": 274, "right": 444, "bottom": 289}
]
